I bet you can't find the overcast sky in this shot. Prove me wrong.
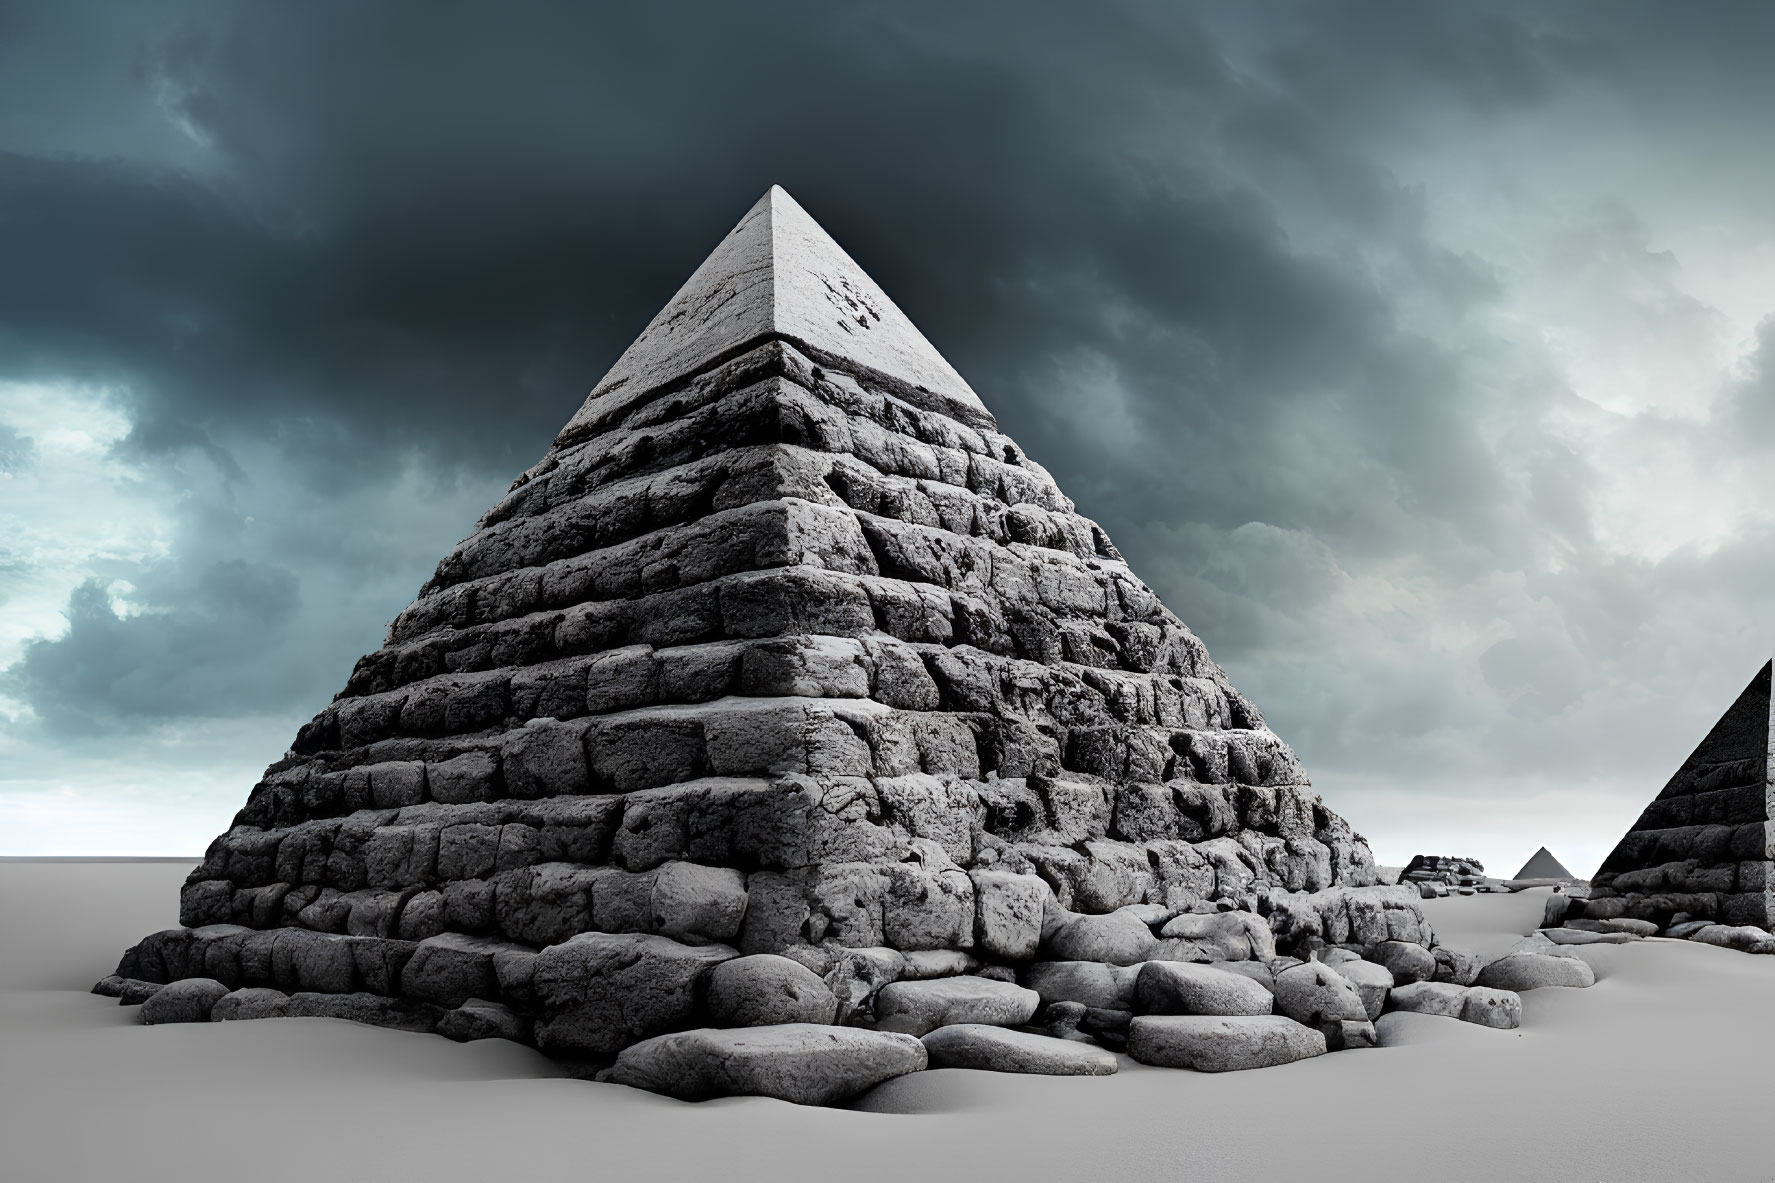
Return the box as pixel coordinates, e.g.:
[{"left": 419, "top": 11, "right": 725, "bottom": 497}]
[{"left": 4, "top": 1, "right": 1774, "bottom": 873}]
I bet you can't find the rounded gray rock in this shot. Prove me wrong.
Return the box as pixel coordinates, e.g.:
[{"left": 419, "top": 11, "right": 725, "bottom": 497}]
[
  {"left": 1459, "top": 986, "right": 1521, "bottom": 1029},
  {"left": 1021, "top": 961, "right": 1139, "bottom": 1011},
  {"left": 1272, "top": 962, "right": 1368, "bottom": 1026},
  {"left": 1330, "top": 959, "right": 1393, "bottom": 1020},
  {"left": 211, "top": 987, "right": 292, "bottom": 1021},
  {"left": 706, "top": 954, "right": 839, "bottom": 1027},
  {"left": 1365, "top": 941, "right": 1436, "bottom": 985},
  {"left": 1135, "top": 961, "right": 1273, "bottom": 1017},
  {"left": 1386, "top": 981, "right": 1468, "bottom": 1018},
  {"left": 921, "top": 1024, "right": 1118, "bottom": 1075},
  {"left": 601, "top": 1023, "right": 927, "bottom": 1105},
  {"left": 1128, "top": 1015, "right": 1326, "bottom": 1072},
  {"left": 141, "top": 977, "right": 230, "bottom": 1025},
  {"left": 1044, "top": 909, "right": 1159, "bottom": 965},
  {"left": 874, "top": 975, "right": 1040, "bottom": 1037},
  {"left": 1474, "top": 952, "right": 1595, "bottom": 992}
]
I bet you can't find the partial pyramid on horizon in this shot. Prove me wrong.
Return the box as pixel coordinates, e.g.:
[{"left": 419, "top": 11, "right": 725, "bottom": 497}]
[
  {"left": 1512, "top": 847, "right": 1573, "bottom": 881},
  {"left": 1590, "top": 660, "right": 1774, "bottom": 926},
  {"left": 105, "top": 186, "right": 1424, "bottom": 1078}
]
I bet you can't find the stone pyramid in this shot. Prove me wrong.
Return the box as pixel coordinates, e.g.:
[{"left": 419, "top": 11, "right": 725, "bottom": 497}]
[
  {"left": 1512, "top": 847, "right": 1573, "bottom": 881},
  {"left": 102, "top": 186, "right": 1434, "bottom": 1095},
  {"left": 1586, "top": 660, "right": 1774, "bottom": 927}
]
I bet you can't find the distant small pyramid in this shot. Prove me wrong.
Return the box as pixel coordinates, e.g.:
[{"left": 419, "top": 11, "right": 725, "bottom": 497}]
[
  {"left": 1513, "top": 847, "right": 1572, "bottom": 880},
  {"left": 1590, "top": 660, "right": 1774, "bottom": 926}
]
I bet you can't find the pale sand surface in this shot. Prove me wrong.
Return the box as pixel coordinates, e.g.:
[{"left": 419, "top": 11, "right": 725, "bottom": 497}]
[{"left": 6, "top": 862, "right": 1774, "bottom": 1182}]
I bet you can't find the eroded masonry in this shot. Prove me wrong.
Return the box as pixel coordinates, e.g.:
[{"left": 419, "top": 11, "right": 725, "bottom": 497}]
[{"left": 103, "top": 187, "right": 1498, "bottom": 1104}]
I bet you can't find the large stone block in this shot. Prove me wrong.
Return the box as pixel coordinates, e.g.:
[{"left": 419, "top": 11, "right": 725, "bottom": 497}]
[
  {"left": 601, "top": 1024, "right": 926, "bottom": 1105},
  {"left": 532, "top": 933, "right": 738, "bottom": 1054}
]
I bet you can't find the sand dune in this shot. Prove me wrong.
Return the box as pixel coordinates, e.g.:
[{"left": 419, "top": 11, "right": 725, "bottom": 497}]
[{"left": 5, "top": 861, "right": 1773, "bottom": 1182}]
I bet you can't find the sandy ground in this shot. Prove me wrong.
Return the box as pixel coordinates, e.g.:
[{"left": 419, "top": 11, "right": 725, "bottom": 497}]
[{"left": 6, "top": 863, "right": 1775, "bottom": 1183}]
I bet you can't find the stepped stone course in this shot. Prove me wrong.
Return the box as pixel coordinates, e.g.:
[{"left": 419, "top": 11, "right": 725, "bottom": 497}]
[{"left": 105, "top": 184, "right": 1446, "bottom": 1102}]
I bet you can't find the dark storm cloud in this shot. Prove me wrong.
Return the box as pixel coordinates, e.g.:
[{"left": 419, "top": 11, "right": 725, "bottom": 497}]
[
  {"left": 3, "top": 0, "right": 1773, "bottom": 783},
  {"left": 4, "top": 561, "right": 300, "bottom": 734}
]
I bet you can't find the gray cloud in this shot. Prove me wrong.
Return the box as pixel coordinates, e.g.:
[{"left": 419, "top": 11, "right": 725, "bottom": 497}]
[{"left": 5, "top": 0, "right": 1775, "bottom": 866}]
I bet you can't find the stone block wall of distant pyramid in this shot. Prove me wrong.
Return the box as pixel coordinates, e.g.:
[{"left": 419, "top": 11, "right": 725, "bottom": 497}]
[
  {"left": 1588, "top": 660, "right": 1775, "bottom": 927},
  {"left": 180, "top": 335, "right": 1380, "bottom": 962}
]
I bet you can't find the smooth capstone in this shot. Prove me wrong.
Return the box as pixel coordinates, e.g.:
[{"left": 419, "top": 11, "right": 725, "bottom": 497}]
[
  {"left": 1135, "top": 961, "right": 1273, "bottom": 1017},
  {"left": 922, "top": 1024, "right": 1118, "bottom": 1075},
  {"left": 874, "top": 976, "right": 1040, "bottom": 1036},
  {"left": 1128, "top": 1015, "right": 1326, "bottom": 1072},
  {"left": 601, "top": 1024, "right": 927, "bottom": 1106},
  {"left": 140, "top": 977, "right": 230, "bottom": 1025},
  {"left": 1474, "top": 953, "right": 1595, "bottom": 991}
]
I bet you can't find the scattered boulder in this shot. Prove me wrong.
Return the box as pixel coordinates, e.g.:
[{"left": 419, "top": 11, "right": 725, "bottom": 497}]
[
  {"left": 706, "top": 954, "right": 839, "bottom": 1027},
  {"left": 1044, "top": 909, "right": 1158, "bottom": 965},
  {"left": 1135, "top": 961, "right": 1273, "bottom": 1017},
  {"left": 1128, "top": 1015, "right": 1326, "bottom": 1072},
  {"left": 1364, "top": 940, "right": 1436, "bottom": 985},
  {"left": 1330, "top": 959, "right": 1393, "bottom": 1020},
  {"left": 1692, "top": 924, "right": 1775, "bottom": 952},
  {"left": 922, "top": 1024, "right": 1118, "bottom": 1075},
  {"left": 1666, "top": 920, "right": 1713, "bottom": 939},
  {"left": 92, "top": 975, "right": 164, "bottom": 1005},
  {"left": 1475, "top": 953, "right": 1595, "bottom": 992},
  {"left": 532, "top": 933, "right": 738, "bottom": 1054},
  {"left": 1459, "top": 986, "right": 1522, "bottom": 1030},
  {"left": 1324, "top": 1018, "right": 1377, "bottom": 1050},
  {"left": 1386, "top": 981, "right": 1469, "bottom": 1020},
  {"left": 874, "top": 976, "right": 1041, "bottom": 1037},
  {"left": 1567, "top": 918, "right": 1657, "bottom": 938},
  {"left": 1272, "top": 961, "right": 1368, "bottom": 1027},
  {"left": 601, "top": 1024, "right": 927, "bottom": 1105},
  {"left": 437, "top": 998, "right": 531, "bottom": 1043},
  {"left": 140, "top": 977, "right": 230, "bottom": 1025},
  {"left": 1543, "top": 928, "right": 1635, "bottom": 946},
  {"left": 211, "top": 987, "right": 292, "bottom": 1021},
  {"left": 1431, "top": 946, "right": 1484, "bottom": 986}
]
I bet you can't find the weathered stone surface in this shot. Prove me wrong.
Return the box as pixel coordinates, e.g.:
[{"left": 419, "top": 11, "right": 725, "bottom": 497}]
[
  {"left": 1157, "top": 910, "right": 1276, "bottom": 961},
  {"left": 1431, "top": 945, "right": 1485, "bottom": 986},
  {"left": 705, "top": 954, "right": 839, "bottom": 1027},
  {"left": 1474, "top": 953, "right": 1595, "bottom": 991},
  {"left": 1134, "top": 961, "right": 1273, "bottom": 1017},
  {"left": 1364, "top": 940, "right": 1436, "bottom": 985},
  {"left": 1128, "top": 1015, "right": 1326, "bottom": 1072},
  {"left": 1325, "top": 1018, "right": 1377, "bottom": 1050},
  {"left": 532, "top": 933, "right": 738, "bottom": 1054},
  {"left": 401, "top": 933, "right": 533, "bottom": 1008},
  {"left": 971, "top": 870, "right": 1048, "bottom": 960},
  {"left": 1691, "top": 924, "right": 1773, "bottom": 951},
  {"left": 1044, "top": 909, "right": 1158, "bottom": 965},
  {"left": 922, "top": 1024, "right": 1117, "bottom": 1075},
  {"left": 899, "top": 949, "right": 978, "bottom": 980},
  {"left": 1386, "top": 981, "right": 1468, "bottom": 1020},
  {"left": 1024, "top": 961, "right": 1140, "bottom": 1011},
  {"left": 211, "top": 987, "right": 293, "bottom": 1021},
  {"left": 1543, "top": 927, "right": 1636, "bottom": 946},
  {"left": 1460, "top": 986, "right": 1522, "bottom": 1029},
  {"left": 874, "top": 975, "right": 1040, "bottom": 1036},
  {"left": 289, "top": 991, "right": 443, "bottom": 1032},
  {"left": 140, "top": 978, "right": 230, "bottom": 1025},
  {"left": 601, "top": 1023, "right": 927, "bottom": 1105},
  {"left": 1272, "top": 961, "right": 1368, "bottom": 1027},
  {"left": 1567, "top": 917, "right": 1658, "bottom": 937},
  {"left": 1331, "top": 959, "right": 1393, "bottom": 1020},
  {"left": 93, "top": 975, "right": 164, "bottom": 1005},
  {"left": 437, "top": 998, "right": 531, "bottom": 1043}
]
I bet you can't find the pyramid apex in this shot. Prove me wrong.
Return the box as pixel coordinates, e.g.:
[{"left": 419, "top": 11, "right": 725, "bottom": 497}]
[{"left": 563, "top": 187, "right": 991, "bottom": 437}]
